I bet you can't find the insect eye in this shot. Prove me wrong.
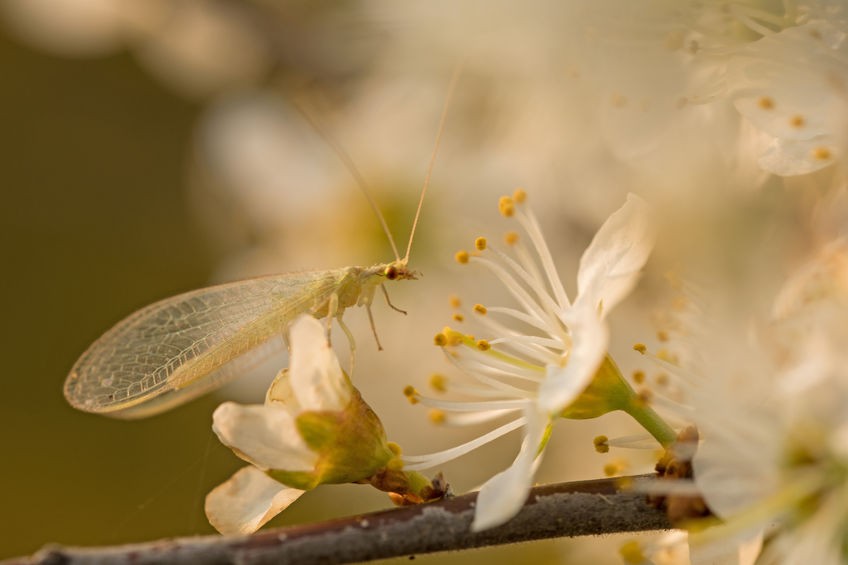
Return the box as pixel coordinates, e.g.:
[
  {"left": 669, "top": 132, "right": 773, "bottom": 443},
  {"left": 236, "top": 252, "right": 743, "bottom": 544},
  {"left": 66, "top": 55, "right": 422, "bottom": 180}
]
[{"left": 385, "top": 265, "right": 399, "bottom": 280}]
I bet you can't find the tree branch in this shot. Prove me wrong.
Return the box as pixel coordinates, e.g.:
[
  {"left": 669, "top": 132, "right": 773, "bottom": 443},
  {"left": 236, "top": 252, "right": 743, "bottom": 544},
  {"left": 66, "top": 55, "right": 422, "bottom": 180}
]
[{"left": 14, "top": 475, "right": 672, "bottom": 565}]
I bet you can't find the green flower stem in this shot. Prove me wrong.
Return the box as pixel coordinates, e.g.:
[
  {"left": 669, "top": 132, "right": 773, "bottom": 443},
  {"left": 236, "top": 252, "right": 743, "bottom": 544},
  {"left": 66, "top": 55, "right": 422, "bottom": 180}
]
[
  {"left": 620, "top": 395, "right": 677, "bottom": 448},
  {"left": 603, "top": 354, "right": 676, "bottom": 448}
]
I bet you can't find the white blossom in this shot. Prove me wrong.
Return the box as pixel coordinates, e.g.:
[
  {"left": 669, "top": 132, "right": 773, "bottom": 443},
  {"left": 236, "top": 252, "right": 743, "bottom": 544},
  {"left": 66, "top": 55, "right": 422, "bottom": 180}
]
[
  {"left": 647, "top": 240, "right": 848, "bottom": 563},
  {"left": 404, "top": 190, "right": 656, "bottom": 530}
]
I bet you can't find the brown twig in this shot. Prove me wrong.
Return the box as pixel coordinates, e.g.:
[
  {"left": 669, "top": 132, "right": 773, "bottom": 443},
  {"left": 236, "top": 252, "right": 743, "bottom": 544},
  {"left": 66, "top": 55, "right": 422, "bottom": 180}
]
[{"left": 10, "top": 475, "right": 672, "bottom": 565}]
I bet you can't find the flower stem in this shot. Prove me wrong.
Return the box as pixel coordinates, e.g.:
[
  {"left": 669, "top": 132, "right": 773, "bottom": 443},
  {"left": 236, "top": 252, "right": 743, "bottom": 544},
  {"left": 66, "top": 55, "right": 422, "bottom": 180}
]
[
  {"left": 621, "top": 396, "right": 677, "bottom": 448},
  {"left": 602, "top": 354, "right": 677, "bottom": 447}
]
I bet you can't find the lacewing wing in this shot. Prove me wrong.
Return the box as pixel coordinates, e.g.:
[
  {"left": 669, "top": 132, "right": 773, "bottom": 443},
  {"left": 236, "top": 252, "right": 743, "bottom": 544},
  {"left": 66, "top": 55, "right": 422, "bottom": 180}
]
[{"left": 64, "top": 264, "right": 411, "bottom": 419}]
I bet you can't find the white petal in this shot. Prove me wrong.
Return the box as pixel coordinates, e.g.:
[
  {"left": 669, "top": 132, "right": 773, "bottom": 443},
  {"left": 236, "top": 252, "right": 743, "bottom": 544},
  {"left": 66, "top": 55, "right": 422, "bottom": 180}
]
[
  {"left": 651, "top": 530, "right": 763, "bottom": 565},
  {"left": 288, "top": 315, "right": 351, "bottom": 411},
  {"left": 576, "top": 193, "right": 655, "bottom": 316},
  {"left": 265, "top": 368, "right": 297, "bottom": 407},
  {"left": 205, "top": 466, "right": 305, "bottom": 535},
  {"left": 537, "top": 310, "right": 608, "bottom": 414},
  {"left": 689, "top": 530, "right": 764, "bottom": 565},
  {"left": 757, "top": 136, "right": 835, "bottom": 176},
  {"left": 212, "top": 402, "right": 316, "bottom": 472},
  {"left": 471, "top": 407, "right": 547, "bottom": 531},
  {"left": 692, "top": 434, "right": 777, "bottom": 519}
]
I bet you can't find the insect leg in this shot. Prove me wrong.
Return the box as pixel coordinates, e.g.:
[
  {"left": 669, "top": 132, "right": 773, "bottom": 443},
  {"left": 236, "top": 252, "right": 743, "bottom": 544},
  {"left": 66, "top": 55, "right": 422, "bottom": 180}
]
[
  {"left": 365, "top": 304, "right": 384, "bottom": 352},
  {"left": 381, "top": 283, "right": 407, "bottom": 315},
  {"left": 336, "top": 314, "right": 360, "bottom": 372},
  {"left": 325, "top": 292, "right": 340, "bottom": 345}
]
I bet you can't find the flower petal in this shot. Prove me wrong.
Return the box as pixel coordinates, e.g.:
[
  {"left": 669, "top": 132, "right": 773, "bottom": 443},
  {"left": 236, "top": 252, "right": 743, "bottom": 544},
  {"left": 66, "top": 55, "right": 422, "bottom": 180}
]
[
  {"left": 288, "top": 315, "right": 351, "bottom": 411},
  {"left": 537, "top": 309, "right": 609, "bottom": 414},
  {"left": 205, "top": 466, "right": 305, "bottom": 535},
  {"left": 471, "top": 406, "right": 547, "bottom": 531},
  {"left": 265, "top": 367, "right": 296, "bottom": 406},
  {"left": 689, "top": 529, "right": 764, "bottom": 565},
  {"left": 212, "top": 401, "right": 316, "bottom": 471},
  {"left": 576, "top": 193, "right": 655, "bottom": 317}
]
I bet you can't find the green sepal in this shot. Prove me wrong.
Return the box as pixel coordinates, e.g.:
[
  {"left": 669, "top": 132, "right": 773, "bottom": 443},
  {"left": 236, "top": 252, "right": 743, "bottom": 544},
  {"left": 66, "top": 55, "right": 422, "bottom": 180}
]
[
  {"left": 265, "top": 469, "right": 317, "bottom": 491},
  {"left": 560, "top": 355, "right": 634, "bottom": 419},
  {"left": 560, "top": 354, "right": 677, "bottom": 447},
  {"left": 267, "top": 389, "right": 395, "bottom": 489}
]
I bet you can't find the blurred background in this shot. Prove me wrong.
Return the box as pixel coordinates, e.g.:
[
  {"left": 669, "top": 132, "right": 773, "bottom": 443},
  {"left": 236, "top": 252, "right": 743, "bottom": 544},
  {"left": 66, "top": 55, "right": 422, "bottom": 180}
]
[{"left": 1, "top": 1, "right": 837, "bottom": 562}]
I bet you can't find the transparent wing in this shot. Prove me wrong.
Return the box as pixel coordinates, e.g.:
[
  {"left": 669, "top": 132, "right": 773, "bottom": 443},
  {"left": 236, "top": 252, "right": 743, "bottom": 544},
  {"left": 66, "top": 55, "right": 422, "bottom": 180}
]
[{"left": 64, "top": 271, "right": 343, "bottom": 419}]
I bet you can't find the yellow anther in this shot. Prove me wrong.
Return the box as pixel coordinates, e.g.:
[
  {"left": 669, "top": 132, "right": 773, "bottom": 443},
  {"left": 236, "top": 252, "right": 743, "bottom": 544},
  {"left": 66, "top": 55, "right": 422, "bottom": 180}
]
[
  {"left": 656, "top": 330, "right": 669, "bottom": 342},
  {"left": 757, "top": 96, "right": 775, "bottom": 110},
  {"left": 498, "top": 196, "right": 515, "bottom": 217},
  {"left": 428, "top": 409, "right": 446, "bottom": 425},
  {"left": 449, "top": 295, "right": 461, "bottom": 309},
  {"left": 812, "top": 146, "right": 833, "bottom": 161},
  {"left": 672, "top": 296, "right": 688, "bottom": 311},
  {"left": 476, "top": 339, "right": 491, "bottom": 351},
  {"left": 452, "top": 313, "right": 465, "bottom": 322},
  {"left": 593, "top": 435, "right": 610, "bottom": 454},
  {"left": 633, "top": 343, "right": 647, "bottom": 354},
  {"left": 428, "top": 373, "right": 447, "bottom": 393},
  {"left": 616, "top": 476, "right": 634, "bottom": 491},
  {"left": 475, "top": 237, "right": 487, "bottom": 251},
  {"left": 441, "top": 327, "right": 466, "bottom": 347},
  {"left": 473, "top": 304, "right": 487, "bottom": 315},
  {"left": 434, "top": 332, "right": 448, "bottom": 346},
  {"left": 504, "top": 231, "right": 519, "bottom": 245},
  {"left": 656, "top": 348, "right": 678, "bottom": 364},
  {"left": 513, "top": 188, "right": 527, "bottom": 203},
  {"left": 637, "top": 389, "right": 653, "bottom": 405},
  {"left": 789, "top": 114, "right": 805, "bottom": 128},
  {"left": 663, "top": 269, "right": 683, "bottom": 290},
  {"left": 387, "top": 442, "right": 402, "bottom": 456},
  {"left": 603, "top": 459, "right": 628, "bottom": 477},
  {"left": 655, "top": 372, "right": 669, "bottom": 387},
  {"left": 455, "top": 250, "right": 470, "bottom": 264},
  {"left": 632, "top": 370, "right": 645, "bottom": 384},
  {"left": 403, "top": 385, "right": 419, "bottom": 404},
  {"left": 619, "top": 540, "right": 646, "bottom": 565}
]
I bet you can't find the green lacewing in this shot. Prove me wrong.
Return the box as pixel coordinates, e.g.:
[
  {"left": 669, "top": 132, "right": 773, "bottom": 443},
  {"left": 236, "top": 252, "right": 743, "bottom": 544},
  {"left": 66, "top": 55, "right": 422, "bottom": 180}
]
[{"left": 64, "top": 70, "right": 460, "bottom": 419}]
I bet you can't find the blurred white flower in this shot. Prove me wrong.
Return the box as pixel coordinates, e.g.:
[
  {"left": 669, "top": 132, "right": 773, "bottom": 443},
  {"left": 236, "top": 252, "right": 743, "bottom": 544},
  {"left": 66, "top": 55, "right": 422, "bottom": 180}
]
[
  {"left": 645, "top": 239, "right": 848, "bottom": 563},
  {"left": 131, "top": 0, "right": 271, "bottom": 99},
  {"left": 620, "top": 530, "right": 762, "bottom": 565},
  {"left": 0, "top": 0, "right": 271, "bottom": 97},
  {"left": 403, "top": 190, "right": 659, "bottom": 531},
  {"left": 0, "top": 0, "right": 159, "bottom": 56},
  {"left": 562, "top": 1, "right": 848, "bottom": 179},
  {"left": 725, "top": 19, "right": 847, "bottom": 175}
]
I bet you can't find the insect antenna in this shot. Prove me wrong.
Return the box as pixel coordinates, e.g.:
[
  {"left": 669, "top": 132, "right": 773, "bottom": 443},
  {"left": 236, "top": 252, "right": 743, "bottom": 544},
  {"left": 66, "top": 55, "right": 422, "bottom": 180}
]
[
  {"left": 403, "top": 61, "right": 464, "bottom": 264},
  {"left": 292, "top": 96, "right": 401, "bottom": 262}
]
